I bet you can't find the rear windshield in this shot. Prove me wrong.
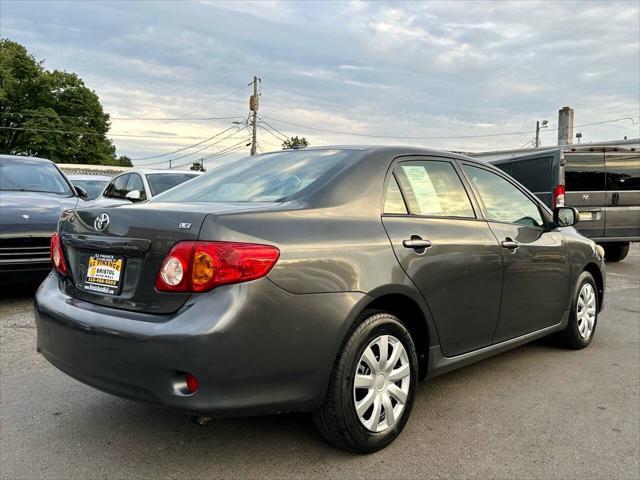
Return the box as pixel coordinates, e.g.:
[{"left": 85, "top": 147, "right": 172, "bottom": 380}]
[
  {"left": 0, "top": 157, "right": 72, "bottom": 195},
  {"left": 153, "top": 149, "right": 355, "bottom": 203},
  {"left": 146, "top": 173, "right": 199, "bottom": 196}
]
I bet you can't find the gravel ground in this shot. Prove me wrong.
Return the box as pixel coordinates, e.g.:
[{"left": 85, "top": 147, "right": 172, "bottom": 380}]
[{"left": 1, "top": 245, "right": 639, "bottom": 479}]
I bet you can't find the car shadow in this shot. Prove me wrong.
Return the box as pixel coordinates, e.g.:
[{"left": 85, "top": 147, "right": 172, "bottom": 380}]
[{"left": 43, "top": 338, "right": 562, "bottom": 470}]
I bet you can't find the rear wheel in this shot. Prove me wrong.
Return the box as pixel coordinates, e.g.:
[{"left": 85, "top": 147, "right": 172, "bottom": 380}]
[
  {"left": 602, "top": 242, "right": 629, "bottom": 262},
  {"left": 554, "top": 271, "right": 598, "bottom": 349},
  {"left": 313, "top": 313, "right": 418, "bottom": 453}
]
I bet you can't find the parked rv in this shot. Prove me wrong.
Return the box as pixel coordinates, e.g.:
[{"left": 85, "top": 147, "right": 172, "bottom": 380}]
[{"left": 471, "top": 140, "right": 640, "bottom": 261}]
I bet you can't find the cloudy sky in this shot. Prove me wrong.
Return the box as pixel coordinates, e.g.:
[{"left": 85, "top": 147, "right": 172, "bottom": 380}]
[{"left": 1, "top": 0, "right": 639, "bottom": 169}]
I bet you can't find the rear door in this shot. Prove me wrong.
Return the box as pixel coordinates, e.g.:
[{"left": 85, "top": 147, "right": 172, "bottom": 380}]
[
  {"left": 604, "top": 152, "right": 640, "bottom": 239},
  {"left": 382, "top": 158, "right": 503, "bottom": 357},
  {"left": 460, "top": 163, "right": 571, "bottom": 342},
  {"left": 564, "top": 152, "right": 606, "bottom": 239}
]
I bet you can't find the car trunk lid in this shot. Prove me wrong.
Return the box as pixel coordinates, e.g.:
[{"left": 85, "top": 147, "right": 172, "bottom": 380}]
[{"left": 58, "top": 202, "right": 275, "bottom": 314}]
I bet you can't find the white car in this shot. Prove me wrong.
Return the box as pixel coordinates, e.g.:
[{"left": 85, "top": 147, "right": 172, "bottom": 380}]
[{"left": 92, "top": 169, "right": 201, "bottom": 207}]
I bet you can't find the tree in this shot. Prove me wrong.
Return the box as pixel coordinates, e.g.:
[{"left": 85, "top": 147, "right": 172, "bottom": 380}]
[
  {"left": 117, "top": 155, "right": 133, "bottom": 167},
  {"left": 0, "top": 39, "right": 123, "bottom": 165},
  {"left": 282, "top": 136, "right": 309, "bottom": 149},
  {"left": 190, "top": 161, "right": 205, "bottom": 172}
]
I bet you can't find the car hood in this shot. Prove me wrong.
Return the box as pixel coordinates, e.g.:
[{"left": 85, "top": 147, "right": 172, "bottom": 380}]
[{"left": 0, "top": 191, "right": 80, "bottom": 238}]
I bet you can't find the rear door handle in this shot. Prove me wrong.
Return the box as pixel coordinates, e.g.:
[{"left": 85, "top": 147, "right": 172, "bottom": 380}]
[
  {"left": 612, "top": 192, "right": 620, "bottom": 205},
  {"left": 402, "top": 237, "right": 433, "bottom": 250},
  {"left": 501, "top": 239, "right": 519, "bottom": 251}
]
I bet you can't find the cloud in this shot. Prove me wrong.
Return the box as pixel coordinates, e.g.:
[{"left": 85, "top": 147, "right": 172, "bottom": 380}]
[{"left": 1, "top": 0, "right": 638, "bottom": 163}]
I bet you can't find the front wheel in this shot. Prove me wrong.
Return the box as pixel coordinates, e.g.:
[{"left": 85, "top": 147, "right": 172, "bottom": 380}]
[
  {"left": 554, "top": 271, "right": 599, "bottom": 349},
  {"left": 313, "top": 313, "right": 418, "bottom": 453}
]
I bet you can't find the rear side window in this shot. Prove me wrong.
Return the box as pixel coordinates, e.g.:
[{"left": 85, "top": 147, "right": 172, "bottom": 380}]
[
  {"left": 463, "top": 164, "right": 543, "bottom": 227},
  {"left": 383, "top": 175, "right": 408, "bottom": 214},
  {"left": 511, "top": 156, "right": 553, "bottom": 193},
  {"left": 103, "top": 174, "right": 129, "bottom": 199},
  {"left": 146, "top": 173, "right": 197, "bottom": 196},
  {"left": 606, "top": 154, "right": 640, "bottom": 191},
  {"left": 395, "top": 161, "right": 475, "bottom": 218},
  {"left": 565, "top": 153, "right": 605, "bottom": 192}
]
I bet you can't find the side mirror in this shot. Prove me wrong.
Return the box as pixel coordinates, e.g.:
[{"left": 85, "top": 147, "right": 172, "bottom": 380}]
[
  {"left": 125, "top": 190, "right": 142, "bottom": 202},
  {"left": 74, "top": 185, "right": 88, "bottom": 199},
  {"left": 554, "top": 206, "right": 579, "bottom": 227}
]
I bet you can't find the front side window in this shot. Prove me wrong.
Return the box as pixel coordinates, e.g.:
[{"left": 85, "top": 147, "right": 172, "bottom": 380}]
[
  {"left": 103, "top": 174, "right": 129, "bottom": 199},
  {"left": 395, "top": 161, "right": 475, "bottom": 218},
  {"left": 463, "top": 164, "right": 543, "bottom": 227},
  {"left": 126, "top": 174, "right": 147, "bottom": 200},
  {"left": 154, "top": 149, "right": 356, "bottom": 203}
]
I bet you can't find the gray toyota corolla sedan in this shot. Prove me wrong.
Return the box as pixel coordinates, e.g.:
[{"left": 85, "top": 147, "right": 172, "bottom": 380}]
[{"left": 35, "top": 146, "right": 605, "bottom": 452}]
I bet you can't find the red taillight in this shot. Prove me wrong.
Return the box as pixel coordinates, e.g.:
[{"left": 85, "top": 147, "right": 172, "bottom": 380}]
[
  {"left": 50, "top": 232, "right": 69, "bottom": 275},
  {"left": 155, "top": 241, "right": 280, "bottom": 293},
  {"left": 185, "top": 373, "right": 199, "bottom": 394},
  {"left": 553, "top": 184, "right": 565, "bottom": 207}
]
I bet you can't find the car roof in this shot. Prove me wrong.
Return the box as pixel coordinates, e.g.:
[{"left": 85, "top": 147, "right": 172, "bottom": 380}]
[
  {"left": 0, "top": 154, "right": 54, "bottom": 164},
  {"left": 116, "top": 169, "right": 202, "bottom": 175},
  {"left": 66, "top": 174, "right": 112, "bottom": 181},
  {"left": 275, "top": 145, "right": 483, "bottom": 164}
]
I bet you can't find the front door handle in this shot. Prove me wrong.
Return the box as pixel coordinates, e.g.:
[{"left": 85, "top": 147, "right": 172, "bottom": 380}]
[
  {"left": 501, "top": 239, "right": 519, "bottom": 251},
  {"left": 402, "top": 237, "right": 433, "bottom": 250}
]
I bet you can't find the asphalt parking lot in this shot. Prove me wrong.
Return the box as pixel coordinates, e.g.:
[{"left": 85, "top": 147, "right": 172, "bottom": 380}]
[{"left": 1, "top": 246, "right": 639, "bottom": 480}]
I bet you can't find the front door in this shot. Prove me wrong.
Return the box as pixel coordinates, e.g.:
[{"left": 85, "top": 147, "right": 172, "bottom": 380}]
[
  {"left": 460, "top": 163, "right": 572, "bottom": 343},
  {"left": 382, "top": 159, "right": 503, "bottom": 357}
]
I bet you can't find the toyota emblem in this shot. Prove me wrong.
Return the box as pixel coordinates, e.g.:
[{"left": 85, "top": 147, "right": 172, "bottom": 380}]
[{"left": 94, "top": 213, "right": 110, "bottom": 231}]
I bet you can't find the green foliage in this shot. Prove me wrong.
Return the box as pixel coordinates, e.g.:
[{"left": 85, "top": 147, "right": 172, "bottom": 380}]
[
  {"left": 282, "top": 136, "right": 309, "bottom": 149},
  {"left": 117, "top": 155, "right": 133, "bottom": 167},
  {"left": 0, "top": 38, "right": 121, "bottom": 165},
  {"left": 190, "top": 161, "right": 205, "bottom": 172}
]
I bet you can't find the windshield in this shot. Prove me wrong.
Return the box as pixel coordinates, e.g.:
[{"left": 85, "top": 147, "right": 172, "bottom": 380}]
[
  {"left": 153, "top": 149, "right": 354, "bottom": 203},
  {"left": 146, "top": 173, "right": 199, "bottom": 196},
  {"left": 0, "top": 157, "right": 72, "bottom": 195},
  {"left": 71, "top": 179, "right": 109, "bottom": 200}
]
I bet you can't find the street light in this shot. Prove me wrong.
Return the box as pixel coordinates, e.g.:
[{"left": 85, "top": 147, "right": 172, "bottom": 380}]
[{"left": 535, "top": 119, "right": 548, "bottom": 148}]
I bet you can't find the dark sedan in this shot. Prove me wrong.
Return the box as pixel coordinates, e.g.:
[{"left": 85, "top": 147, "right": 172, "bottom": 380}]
[
  {"left": 0, "top": 155, "right": 85, "bottom": 279},
  {"left": 34, "top": 146, "right": 605, "bottom": 452}
]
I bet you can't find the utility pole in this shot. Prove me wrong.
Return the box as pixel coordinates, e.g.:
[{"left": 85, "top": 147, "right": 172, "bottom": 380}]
[{"left": 249, "top": 76, "right": 259, "bottom": 155}]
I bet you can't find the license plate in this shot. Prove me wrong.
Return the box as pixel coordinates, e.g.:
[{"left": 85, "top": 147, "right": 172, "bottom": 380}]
[{"left": 83, "top": 253, "right": 124, "bottom": 295}]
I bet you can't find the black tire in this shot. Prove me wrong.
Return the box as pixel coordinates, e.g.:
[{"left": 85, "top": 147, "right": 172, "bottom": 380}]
[
  {"left": 602, "top": 242, "right": 630, "bottom": 262},
  {"left": 554, "top": 271, "right": 598, "bottom": 349},
  {"left": 313, "top": 312, "right": 418, "bottom": 453}
]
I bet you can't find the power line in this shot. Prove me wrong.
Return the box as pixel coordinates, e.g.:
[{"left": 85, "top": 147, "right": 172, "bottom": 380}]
[
  {"left": 257, "top": 116, "right": 289, "bottom": 140},
  {"left": 131, "top": 125, "right": 241, "bottom": 161},
  {"left": 0, "top": 125, "right": 210, "bottom": 140},
  {"left": 0, "top": 112, "right": 245, "bottom": 121},
  {"left": 182, "top": 82, "right": 252, "bottom": 118},
  {"left": 258, "top": 124, "right": 287, "bottom": 144},
  {"left": 171, "top": 138, "right": 250, "bottom": 170},
  {"left": 141, "top": 127, "right": 248, "bottom": 167},
  {"left": 261, "top": 115, "right": 639, "bottom": 141}
]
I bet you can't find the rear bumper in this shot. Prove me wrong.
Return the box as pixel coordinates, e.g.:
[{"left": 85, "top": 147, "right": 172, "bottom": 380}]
[{"left": 35, "top": 273, "right": 365, "bottom": 416}]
